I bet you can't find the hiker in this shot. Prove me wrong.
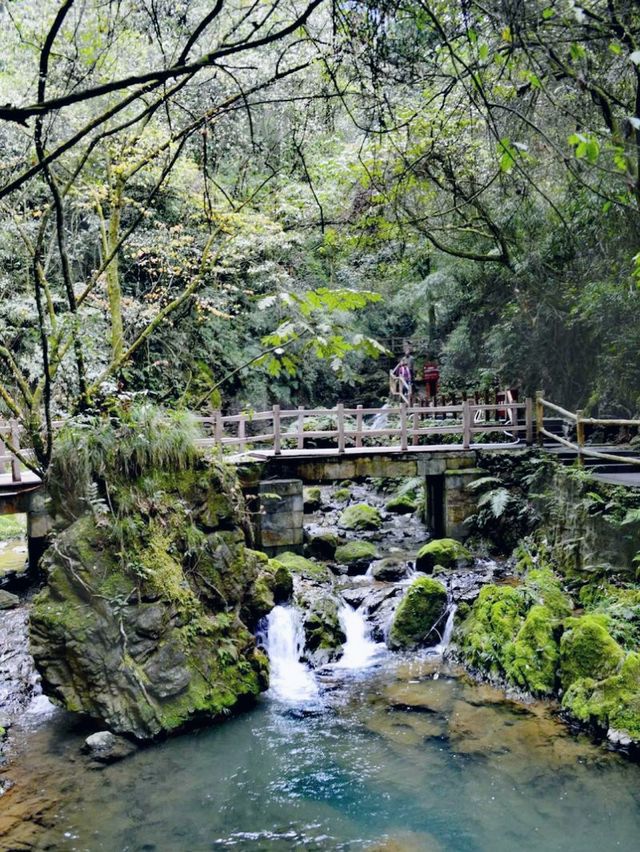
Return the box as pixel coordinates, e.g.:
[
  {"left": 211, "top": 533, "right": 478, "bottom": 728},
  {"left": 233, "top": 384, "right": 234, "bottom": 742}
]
[
  {"left": 393, "top": 357, "right": 413, "bottom": 402},
  {"left": 423, "top": 360, "right": 440, "bottom": 403},
  {"left": 402, "top": 341, "right": 415, "bottom": 385}
]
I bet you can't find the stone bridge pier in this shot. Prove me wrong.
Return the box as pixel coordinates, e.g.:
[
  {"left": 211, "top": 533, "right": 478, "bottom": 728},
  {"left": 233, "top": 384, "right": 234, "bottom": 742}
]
[
  {"left": 0, "top": 485, "right": 50, "bottom": 575},
  {"left": 241, "top": 449, "right": 486, "bottom": 555}
]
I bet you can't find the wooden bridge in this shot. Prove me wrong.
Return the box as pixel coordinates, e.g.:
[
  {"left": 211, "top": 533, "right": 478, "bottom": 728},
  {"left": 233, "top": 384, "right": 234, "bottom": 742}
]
[{"left": 2, "top": 395, "right": 640, "bottom": 563}]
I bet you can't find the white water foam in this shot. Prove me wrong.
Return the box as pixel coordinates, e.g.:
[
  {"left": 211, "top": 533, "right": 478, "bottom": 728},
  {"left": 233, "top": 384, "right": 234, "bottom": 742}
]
[
  {"left": 334, "top": 604, "right": 386, "bottom": 670},
  {"left": 265, "top": 605, "right": 319, "bottom": 704},
  {"left": 433, "top": 603, "right": 457, "bottom": 655}
]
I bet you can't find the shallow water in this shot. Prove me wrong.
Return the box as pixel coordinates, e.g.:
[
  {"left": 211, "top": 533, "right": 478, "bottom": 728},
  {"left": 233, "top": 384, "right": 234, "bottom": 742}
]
[{"left": 3, "top": 653, "right": 640, "bottom": 852}]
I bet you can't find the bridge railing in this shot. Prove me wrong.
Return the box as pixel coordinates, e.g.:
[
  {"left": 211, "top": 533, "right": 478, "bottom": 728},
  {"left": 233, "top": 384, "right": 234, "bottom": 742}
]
[
  {"left": 0, "top": 419, "right": 24, "bottom": 483},
  {"left": 199, "top": 399, "right": 533, "bottom": 456},
  {"left": 536, "top": 393, "right": 640, "bottom": 466}
]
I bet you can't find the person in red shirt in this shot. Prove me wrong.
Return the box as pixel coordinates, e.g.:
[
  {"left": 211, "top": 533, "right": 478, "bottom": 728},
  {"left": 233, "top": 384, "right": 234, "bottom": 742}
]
[{"left": 423, "top": 361, "right": 440, "bottom": 403}]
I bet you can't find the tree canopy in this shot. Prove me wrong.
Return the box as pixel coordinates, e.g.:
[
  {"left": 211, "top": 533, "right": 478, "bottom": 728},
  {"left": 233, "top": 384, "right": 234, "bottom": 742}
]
[{"left": 1, "top": 0, "right": 639, "bottom": 472}]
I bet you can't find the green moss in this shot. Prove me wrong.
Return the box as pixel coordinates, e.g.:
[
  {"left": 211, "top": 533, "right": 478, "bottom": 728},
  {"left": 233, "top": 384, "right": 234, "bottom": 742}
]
[
  {"left": 388, "top": 577, "right": 448, "bottom": 650},
  {"left": 416, "top": 538, "right": 472, "bottom": 572},
  {"left": 457, "top": 584, "right": 525, "bottom": 675},
  {"left": 559, "top": 615, "right": 625, "bottom": 689},
  {"left": 303, "top": 487, "right": 322, "bottom": 512},
  {"left": 523, "top": 566, "right": 573, "bottom": 618},
  {"left": 0, "top": 514, "right": 26, "bottom": 540},
  {"left": 385, "top": 494, "right": 417, "bottom": 514},
  {"left": 306, "top": 530, "right": 338, "bottom": 560},
  {"left": 563, "top": 651, "right": 640, "bottom": 741},
  {"left": 334, "top": 540, "right": 378, "bottom": 565},
  {"left": 504, "top": 605, "right": 559, "bottom": 695},
  {"left": 333, "top": 488, "right": 351, "bottom": 503},
  {"left": 338, "top": 503, "right": 382, "bottom": 531},
  {"left": 276, "top": 551, "right": 331, "bottom": 582}
]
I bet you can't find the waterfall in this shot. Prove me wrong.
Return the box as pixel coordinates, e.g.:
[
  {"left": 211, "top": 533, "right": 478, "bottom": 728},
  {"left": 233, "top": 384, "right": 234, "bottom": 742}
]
[
  {"left": 367, "top": 404, "right": 389, "bottom": 431},
  {"left": 335, "top": 604, "right": 385, "bottom": 670},
  {"left": 434, "top": 603, "right": 457, "bottom": 655},
  {"left": 264, "top": 605, "right": 319, "bottom": 703}
]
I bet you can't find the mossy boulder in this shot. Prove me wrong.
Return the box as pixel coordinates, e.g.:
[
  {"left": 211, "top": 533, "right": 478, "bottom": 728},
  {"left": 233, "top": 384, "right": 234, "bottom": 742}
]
[
  {"left": 303, "top": 487, "right": 322, "bottom": 513},
  {"left": 559, "top": 615, "right": 624, "bottom": 690},
  {"left": 338, "top": 503, "right": 382, "bottom": 531},
  {"left": 415, "top": 538, "right": 472, "bottom": 573},
  {"left": 30, "top": 463, "right": 270, "bottom": 740},
  {"left": 244, "top": 551, "right": 293, "bottom": 625},
  {"left": 387, "top": 577, "right": 448, "bottom": 650},
  {"left": 503, "top": 605, "right": 559, "bottom": 695},
  {"left": 305, "top": 530, "right": 339, "bottom": 560},
  {"left": 370, "top": 557, "right": 410, "bottom": 582},
  {"left": 332, "top": 488, "right": 351, "bottom": 503},
  {"left": 334, "top": 540, "right": 378, "bottom": 574},
  {"left": 275, "top": 551, "right": 332, "bottom": 583},
  {"left": 456, "top": 584, "right": 525, "bottom": 676},
  {"left": 562, "top": 651, "right": 640, "bottom": 743},
  {"left": 385, "top": 494, "right": 417, "bottom": 514},
  {"left": 523, "top": 566, "right": 573, "bottom": 618}
]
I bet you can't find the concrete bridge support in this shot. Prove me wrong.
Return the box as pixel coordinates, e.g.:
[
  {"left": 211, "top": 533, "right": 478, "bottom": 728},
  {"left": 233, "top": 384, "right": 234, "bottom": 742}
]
[
  {"left": 255, "top": 479, "right": 304, "bottom": 556},
  {"left": 0, "top": 486, "right": 50, "bottom": 575}
]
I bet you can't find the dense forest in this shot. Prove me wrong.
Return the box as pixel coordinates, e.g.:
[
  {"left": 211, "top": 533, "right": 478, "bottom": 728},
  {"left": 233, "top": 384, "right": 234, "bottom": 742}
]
[{"left": 1, "top": 0, "right": 640, "bottom": 474}]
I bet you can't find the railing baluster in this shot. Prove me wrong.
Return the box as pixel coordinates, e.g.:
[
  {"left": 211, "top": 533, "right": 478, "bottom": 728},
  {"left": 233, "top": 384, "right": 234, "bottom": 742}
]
[
  {"left": 412, "top": 408, "right": 419, "bottom": 446},
  {"left": 462, "top": 400, "right": 471, "bottom": 450},
  {"left": 535, "top": 391, "right": 544, "bottom": 446},
  {"left": 273, "top": 405, "right": 281, "bottom": 455},
  {"left": 355, "top": 405, "right": 363, "bottom": 448},
  {"left": 400, "top": 403, "right": 408, "bottom": 451},
  {"left": 238, "top": 414, "right": 246, "bottom": 453},
  {"left": 10, "top": 419, "right": 22, "bottom": 483},
  {"left": 576, "top": 409, "right": 585, "bottom": 466},
  {"left": 337, "top": 403, "right": 345, "bottom": 454},
  {"left": 297, "top": 405, "right": 304, "bottom": 450},
  {"left": 213, "top": 410, "right": 223, "bottom": 448}
]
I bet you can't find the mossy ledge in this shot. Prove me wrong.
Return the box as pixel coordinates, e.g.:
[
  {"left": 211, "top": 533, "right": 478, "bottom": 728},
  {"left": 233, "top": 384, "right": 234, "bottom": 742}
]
[{"left": 29, "top": 407, "right": 283, "bottom": 740}]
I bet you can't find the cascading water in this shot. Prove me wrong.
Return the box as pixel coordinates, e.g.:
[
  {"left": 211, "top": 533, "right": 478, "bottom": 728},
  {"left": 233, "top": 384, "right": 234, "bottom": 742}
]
[
  {"left": 264, "top": 605, "right": 319, "bottom": 703},
  {"left": 433, "top": 603, "right": 457, "bottom": 655},
  {"left": 367, "top": 403, "right": 389, "bottom": 431},
  {"left": 334, "top": 604, "right": 385, "bottom": 669}
]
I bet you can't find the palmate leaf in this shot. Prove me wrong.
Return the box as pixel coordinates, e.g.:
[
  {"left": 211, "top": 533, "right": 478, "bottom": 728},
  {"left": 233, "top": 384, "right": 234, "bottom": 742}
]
[{"left": 477, "top": 487, "right": 511, "bottom": 518}]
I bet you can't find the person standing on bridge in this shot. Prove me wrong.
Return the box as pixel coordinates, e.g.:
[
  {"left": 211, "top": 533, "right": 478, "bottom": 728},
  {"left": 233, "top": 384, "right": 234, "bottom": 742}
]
[{"left": 423, "top": 359, "right": 440, "bottom": 404}]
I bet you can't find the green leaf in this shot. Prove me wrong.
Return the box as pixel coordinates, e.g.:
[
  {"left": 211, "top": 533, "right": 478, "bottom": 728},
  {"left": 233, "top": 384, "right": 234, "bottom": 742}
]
[
  {"left": 478, "top": 43, "right": 489, "bottom": 61},
  {"left": 542, "top": 7, "right": 554, "bottom": 20}
]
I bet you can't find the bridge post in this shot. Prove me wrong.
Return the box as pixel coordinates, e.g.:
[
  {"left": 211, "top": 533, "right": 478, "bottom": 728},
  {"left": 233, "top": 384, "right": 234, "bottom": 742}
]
[
  {"left": 272, "top": 405, "right": 281, "bottom": 455},
  {"left": 400, "top": 404, "right": 408, "bottom": 451},
  {"left": 462, "top": 400, "right": 471, "bottom": 449},
  {"left": 10, "top": 420, "right": 22, "bottom": 483},
  {"left": 297, "top": 406, "right": 304, "bottom": 450},
  {"left": 27, "top": 488, "right": 50, "bottom": 575},
  {"left": 337, "top": 403, "right": 345, "bottom": 454},
  {"left": 576, "top": 410, "right": 585, "bottom": 466},
  {"left": 355, "top": 405, "right": 363, "bottom": 448},
  {"left": 213, "top": 410, "right": 222, "bottom": 448},
  {"left": 525, "top": 398, "right": 534, "bottom": 445},
  {"left": 535, "top": 391, "right": 544, "bottom": 445}
]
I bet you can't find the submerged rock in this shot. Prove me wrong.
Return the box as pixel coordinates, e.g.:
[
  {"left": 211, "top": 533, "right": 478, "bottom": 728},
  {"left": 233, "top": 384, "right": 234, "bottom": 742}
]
[
  {"left": 30, "top": 463, "right": 272, "bottom": 740},
  {"left": 338, "top": 503, "right": 382, "bottom": 531},
  {"left": 415, "top": 538, "right": 472, "bottom": 573},
  {"left": 387, "top": 577, "right": 448, "bottom": 650},
  {"left": 84, "top": 731, "right": 136, "bottom": 764}
]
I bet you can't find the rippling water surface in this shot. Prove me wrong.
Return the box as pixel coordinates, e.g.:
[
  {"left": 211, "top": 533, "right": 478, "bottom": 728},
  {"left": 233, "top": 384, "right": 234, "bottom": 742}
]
[{"left": 4, "top": 653, "right": 640, "bottom": 851}]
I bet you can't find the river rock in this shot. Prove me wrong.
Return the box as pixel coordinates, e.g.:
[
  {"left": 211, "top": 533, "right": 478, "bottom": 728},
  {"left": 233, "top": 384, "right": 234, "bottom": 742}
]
[
  {"left": 334, "top": 540, "right": 378, "bottom": 574},
  {"left": 0, "top": 590, "right": 19, "bottom": 610},
  {"left": 338, "top": 504, "right": 382, "bottom": 531},
  {"left": 415, "top": 538, "right": 472, "bottom": 572},
  {"left": 305, "top": 528, "right": 339, "bottom": 560},
  {"left": 30, "top": 461, "right": 273, "bottom": 740},
  {"left": 387, "top": 577, "right": 448, "bottom": 650},
  {"left": 84, "top": 731, "right": 137, "bottom": 764},
  {"left": 303, "top": 487, "right": 322, "bottom": 513},
  {"left": 369, "top": 557, "right": 410, "bottom": 582}
]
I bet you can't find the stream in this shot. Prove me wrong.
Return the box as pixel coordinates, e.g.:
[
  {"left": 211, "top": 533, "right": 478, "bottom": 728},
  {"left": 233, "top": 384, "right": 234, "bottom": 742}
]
[{"left": 2, "top": 483, "right": 640, "bottom": 850}]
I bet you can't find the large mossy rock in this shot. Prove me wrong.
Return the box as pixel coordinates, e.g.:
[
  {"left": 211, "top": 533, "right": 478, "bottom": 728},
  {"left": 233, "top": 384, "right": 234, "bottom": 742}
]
[
  {"left": 559, "top": 615, "right": 624, "bottom": 689},
  {"left": 385, "top": 494, "right": 417, "bottom": 514},
  {"left": 338, "top": 503, "right": 382, "bottom": 531},
  {"left": 334, "top": 540, "right": 378, "bottom": 574},
  {"left": 303, "top": 487, "right": 322, "bottom": 513},
  {"left": 456, "top": 584, "right": 525, "bottom": 676},
  {"left": 415, "top": 538, "right": 472, "bottom": 572},
  {"left": 30, "top": 463, "right": 275, "bottom": 740},
  {"left": 503, "top": 605, "right": 559, "bottom": 695},
  {"left": 275, "top": 551, "right": 332, "bottom": 583},
  {"left": 562, "top": 651, "right": 640, "bottom": 743},
  {"left": 305, "top": 530, "right": 339, "bottom": 560},
  {"left": 387, "top": 577, "right": 447, "bottom": 650}
]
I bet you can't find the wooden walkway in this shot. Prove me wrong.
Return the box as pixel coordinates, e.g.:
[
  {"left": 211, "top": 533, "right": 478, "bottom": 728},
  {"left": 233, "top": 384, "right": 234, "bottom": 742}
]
[{"left": 2, "top": 395, "right": 640, "bottom": 491}]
